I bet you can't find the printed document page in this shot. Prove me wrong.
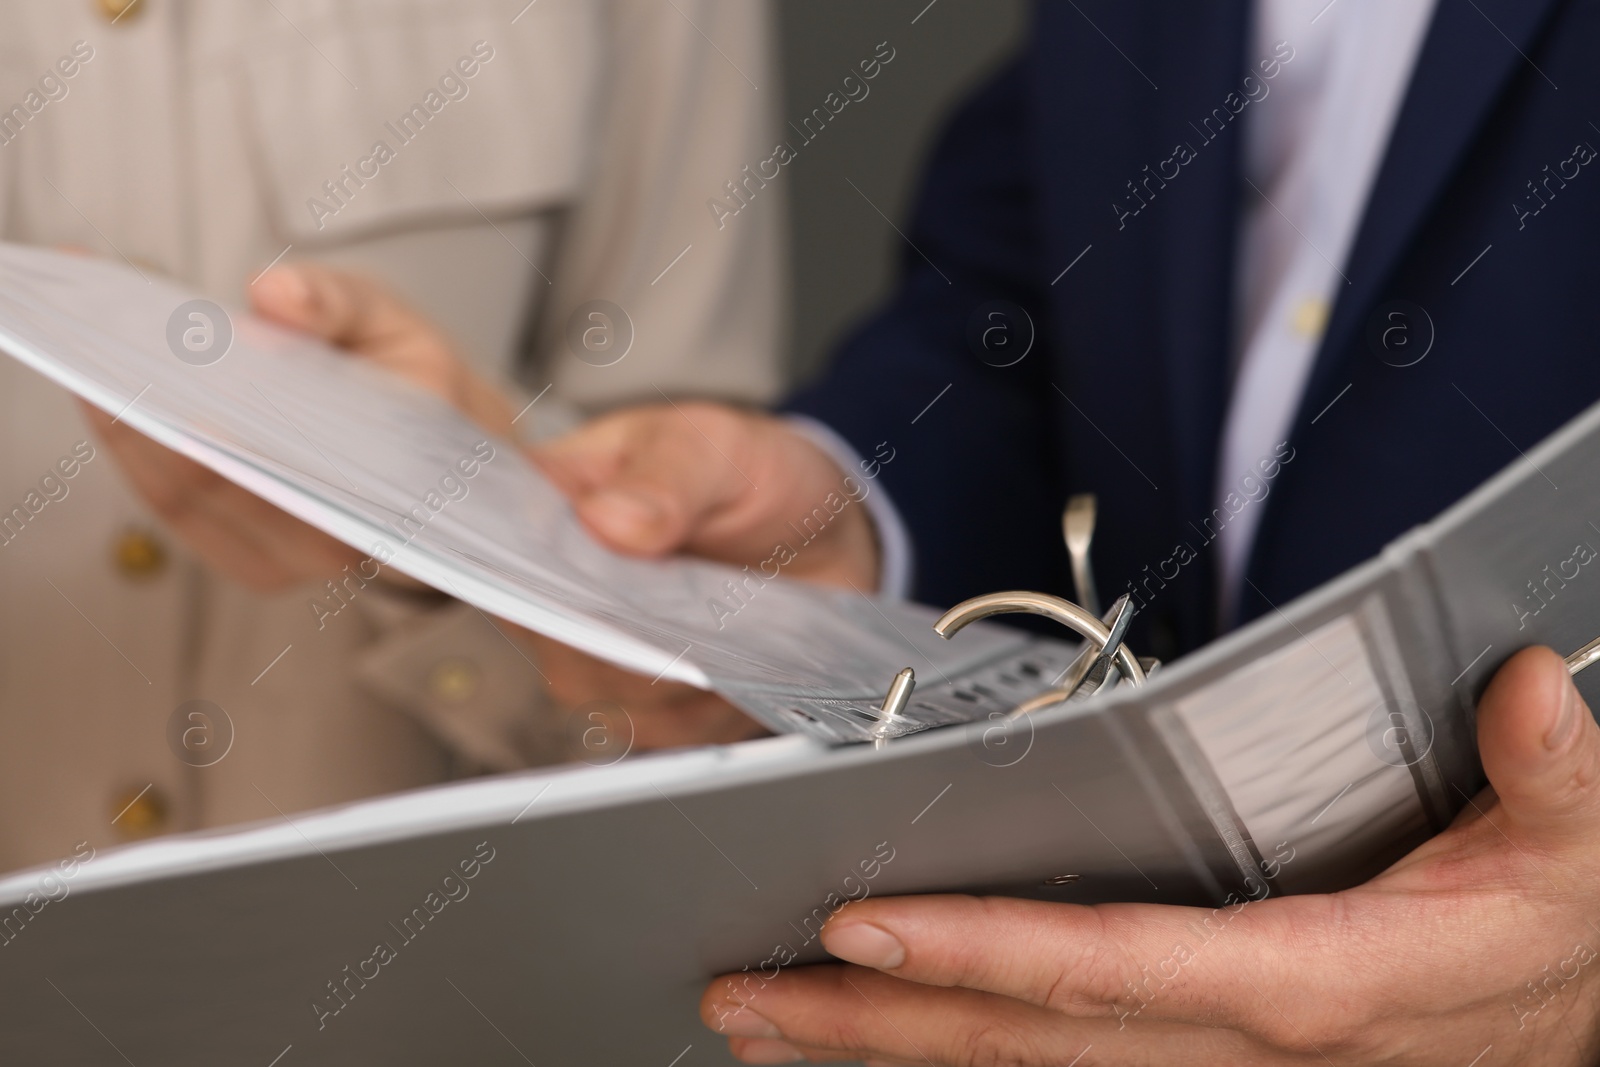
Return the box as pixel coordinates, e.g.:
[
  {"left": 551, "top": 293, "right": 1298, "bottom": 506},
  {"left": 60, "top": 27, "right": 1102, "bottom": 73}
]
[{"left": 0, "top": 245, "right": 1037, "bottom": 740}]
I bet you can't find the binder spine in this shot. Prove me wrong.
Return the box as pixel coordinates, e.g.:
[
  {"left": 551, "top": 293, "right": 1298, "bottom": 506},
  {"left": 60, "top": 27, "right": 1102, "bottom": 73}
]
[{"left": 1140, "top": 706, "right": 1275, "bottom": 901}]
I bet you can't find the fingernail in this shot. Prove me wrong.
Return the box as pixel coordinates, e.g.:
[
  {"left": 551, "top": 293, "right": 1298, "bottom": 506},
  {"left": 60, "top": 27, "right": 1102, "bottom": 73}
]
[
  {"left": 584, "top": 490, "right": 664, "bottom": 541},
  {"left": 822, "top": 921, "right": 905, "bottom": 970},
  {"left": 734, "top": 1038, "right": 804, "bottom": 1064},
  {"left": 715, "top": 1004, "right": 781, "bottom": 1039},
  {"left": 1547, "top": 674, "right": 1584, "bottom": 750}
]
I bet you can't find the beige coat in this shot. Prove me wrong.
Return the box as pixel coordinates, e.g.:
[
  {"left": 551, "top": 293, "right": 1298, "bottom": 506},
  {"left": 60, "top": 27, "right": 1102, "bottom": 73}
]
[{"left": 0, "top": 0, "right": 785, "bottom": 870}]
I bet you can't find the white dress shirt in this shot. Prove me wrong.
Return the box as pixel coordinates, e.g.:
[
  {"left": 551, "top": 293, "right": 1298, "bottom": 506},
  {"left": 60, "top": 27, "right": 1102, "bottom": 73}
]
[{"left": 1216, "top": 0, "right": 1438, "bottom": 617}]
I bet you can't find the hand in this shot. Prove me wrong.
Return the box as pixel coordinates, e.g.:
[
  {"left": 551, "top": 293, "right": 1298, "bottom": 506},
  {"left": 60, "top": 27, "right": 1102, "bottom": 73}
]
[
  {"left": 86, "top": 264, "right": 515, "bottom": 591},
  {"left": 701, "top": 647, "right": 1600, "bottom": 1065},
  {"left": 533, "top": 403, "right": 879, "bottom": 587},
  {"left": 515, "top": 404, "right": 884, "bottom": 749},
  {"left": 526, "top": 632, "right": 772, "bottom": 749}
]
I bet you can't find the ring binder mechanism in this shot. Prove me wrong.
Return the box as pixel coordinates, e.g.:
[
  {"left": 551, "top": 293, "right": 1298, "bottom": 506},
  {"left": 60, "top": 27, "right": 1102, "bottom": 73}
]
[
  {"left": 871, "top": 494, "right": 1600, "bottom": 748},
  {"left": 871, "top": 667, "right": 917, "bottom": 750},
  {"left": 872, "top": 497, "right": 1164, "bottom": 745},
  {"left": 1566, "top": 635, "right": 1600, "bottom": 676}
]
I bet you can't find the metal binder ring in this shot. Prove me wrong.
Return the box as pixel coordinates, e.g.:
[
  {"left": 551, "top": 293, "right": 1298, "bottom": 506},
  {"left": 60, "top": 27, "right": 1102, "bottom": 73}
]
[
  {"left": 933, "top": 591, "right": 1147, "bottom": 686},
  {"left": 1567, "top": 635, "right": 1600, "bottom": 676}
]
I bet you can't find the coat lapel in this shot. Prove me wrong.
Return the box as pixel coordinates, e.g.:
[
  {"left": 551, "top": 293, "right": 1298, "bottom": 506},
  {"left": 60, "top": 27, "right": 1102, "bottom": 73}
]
[
  {"left": 1037, "top": 0, "right": 1251, "bottom": 645},
  {"left": 1293, "top": 0, "right": 1567, "bottom": 426},
  {"left": 1146, "top": 0, "right": 1255, "bottom": 532}
]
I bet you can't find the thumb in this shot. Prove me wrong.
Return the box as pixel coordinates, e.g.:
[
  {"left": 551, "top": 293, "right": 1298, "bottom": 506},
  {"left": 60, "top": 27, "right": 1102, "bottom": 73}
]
[
  {"left": 535, "top": 406, "right": 751, "bottom": 558},
  {"left": 250, "top": 263, "right": 515, "bottom": 438},
  {"left": 1477, "top": 645, "right": 1600, "bottom": 844},
  {"left": 249, "top": 264, "right": 325, "bottom": 336},
  {"left": 533, "top": 404, "right": 880, "bottom": 588},
  {"left": 251, "top": 263, "right": 412, "bottom": 348}
]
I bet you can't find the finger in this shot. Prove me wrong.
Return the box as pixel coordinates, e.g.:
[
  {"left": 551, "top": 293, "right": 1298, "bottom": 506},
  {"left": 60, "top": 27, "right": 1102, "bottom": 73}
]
[
  {"left": 727, "top": 1036, "right": 858, "bottom": 1063},
  {"left": 1477, "top": 645, "right": 1600, "bottom": 849},
  {"left": 251, "top": 264, "right": 437, "bottom": 354},
  {"left": 535, "top": 406, "right": 758, "bottom": 558},
  {"left": 250, "top": 264, "right": 452, "bottom": 390},
  {"left": 726, "top": 1037, "right": 918, "bottom": 1065},
  {"left": 530, "top": 413, "right": 634, "bottom": 497},
  {"left": 704, "top": 963, "right": 1204, "bottom": 1066},
  {"left": 251, "top": 264, "right": 514, "bottom": 436},
  {"left": 535, "top": 404, "right": 879, "bottom": 588},
  {"left": 822, "top": 895, "right": 1150, "bottom": 1018},
  {"left": 814, "top": 894, "right": 1286, "bottom": 1028},
  {"left": 83, "top": 402, "right": 358, "bottom": 589}
]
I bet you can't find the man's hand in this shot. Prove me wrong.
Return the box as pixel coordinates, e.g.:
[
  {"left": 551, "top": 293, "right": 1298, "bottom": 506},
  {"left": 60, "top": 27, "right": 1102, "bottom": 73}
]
[
  {"left": 533, "top": 404, "right": 879, "bottom": 588},
  {"left": 701, "top": 647, "right": 1600, "bottom": 1065},
  {"left": 516, "top": 404, "right": 883, "bottom": 750},
  {"left": 86, "top": 265, "right": 515, "bottom": 591}
]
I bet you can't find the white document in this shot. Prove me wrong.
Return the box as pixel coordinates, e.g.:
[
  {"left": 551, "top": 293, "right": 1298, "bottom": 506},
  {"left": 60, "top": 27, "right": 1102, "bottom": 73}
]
[{"left": 0, "top": 244, "right": 1051, "bottom": 742}]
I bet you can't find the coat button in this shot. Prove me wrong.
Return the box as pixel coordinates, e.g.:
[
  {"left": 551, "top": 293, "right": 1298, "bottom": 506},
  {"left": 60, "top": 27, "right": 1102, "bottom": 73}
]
[
  {"left": 429, "top": 659, "right": 480, "bottom": 703},
  {"left": 96, "top": 0, "right": 145, "bottom": 22},
  {"left": 111, "top": 785, "right": 167, "bottom": 839},
  {"left": 113, "top": 527, "right": 167, "bottom": 579}
]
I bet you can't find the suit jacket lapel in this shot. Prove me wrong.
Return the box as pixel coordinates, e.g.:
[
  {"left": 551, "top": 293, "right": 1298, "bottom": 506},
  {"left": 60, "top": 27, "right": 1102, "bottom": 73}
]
[
  {"left": 1145, "top": 0, "right": 1255, "bottom": 533},
  {"left": 1294, "top": 0, "right": 1567, "bottom": 426},
  {"left": 1039, "top": 0, "right": 1250, "bottom": 642}
]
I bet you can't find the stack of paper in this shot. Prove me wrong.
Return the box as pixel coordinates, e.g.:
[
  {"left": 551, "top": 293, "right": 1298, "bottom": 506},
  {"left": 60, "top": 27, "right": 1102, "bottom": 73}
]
[{"left": 0, "top": 245, "right": 1069, "bottom": 743}]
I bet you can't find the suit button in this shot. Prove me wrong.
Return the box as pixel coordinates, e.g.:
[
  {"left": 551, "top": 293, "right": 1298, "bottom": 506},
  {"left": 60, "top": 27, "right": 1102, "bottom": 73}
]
[
  {"left": 429, "top": 659, "right": 480, "bottom": 703},
  {"left": 113, "top": 527, "right": 167, "bottom": 579},
  {"left": 96, "top": 0, "right": 145, "bottom": 22},
  {"left": 111, "top": 785, "right": 167, "bottom": 839}
]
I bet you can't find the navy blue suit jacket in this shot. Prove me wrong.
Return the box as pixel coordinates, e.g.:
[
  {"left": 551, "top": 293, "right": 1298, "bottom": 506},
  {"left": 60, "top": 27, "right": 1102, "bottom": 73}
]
[{"left": 788, "top": 0, "right": 1600, "bottom": 662}]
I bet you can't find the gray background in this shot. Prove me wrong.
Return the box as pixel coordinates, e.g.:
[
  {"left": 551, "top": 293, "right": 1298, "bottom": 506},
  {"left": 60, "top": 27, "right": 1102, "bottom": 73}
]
[{"left": 775, "top": 0, "right": 1028, "bottom": 379}]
